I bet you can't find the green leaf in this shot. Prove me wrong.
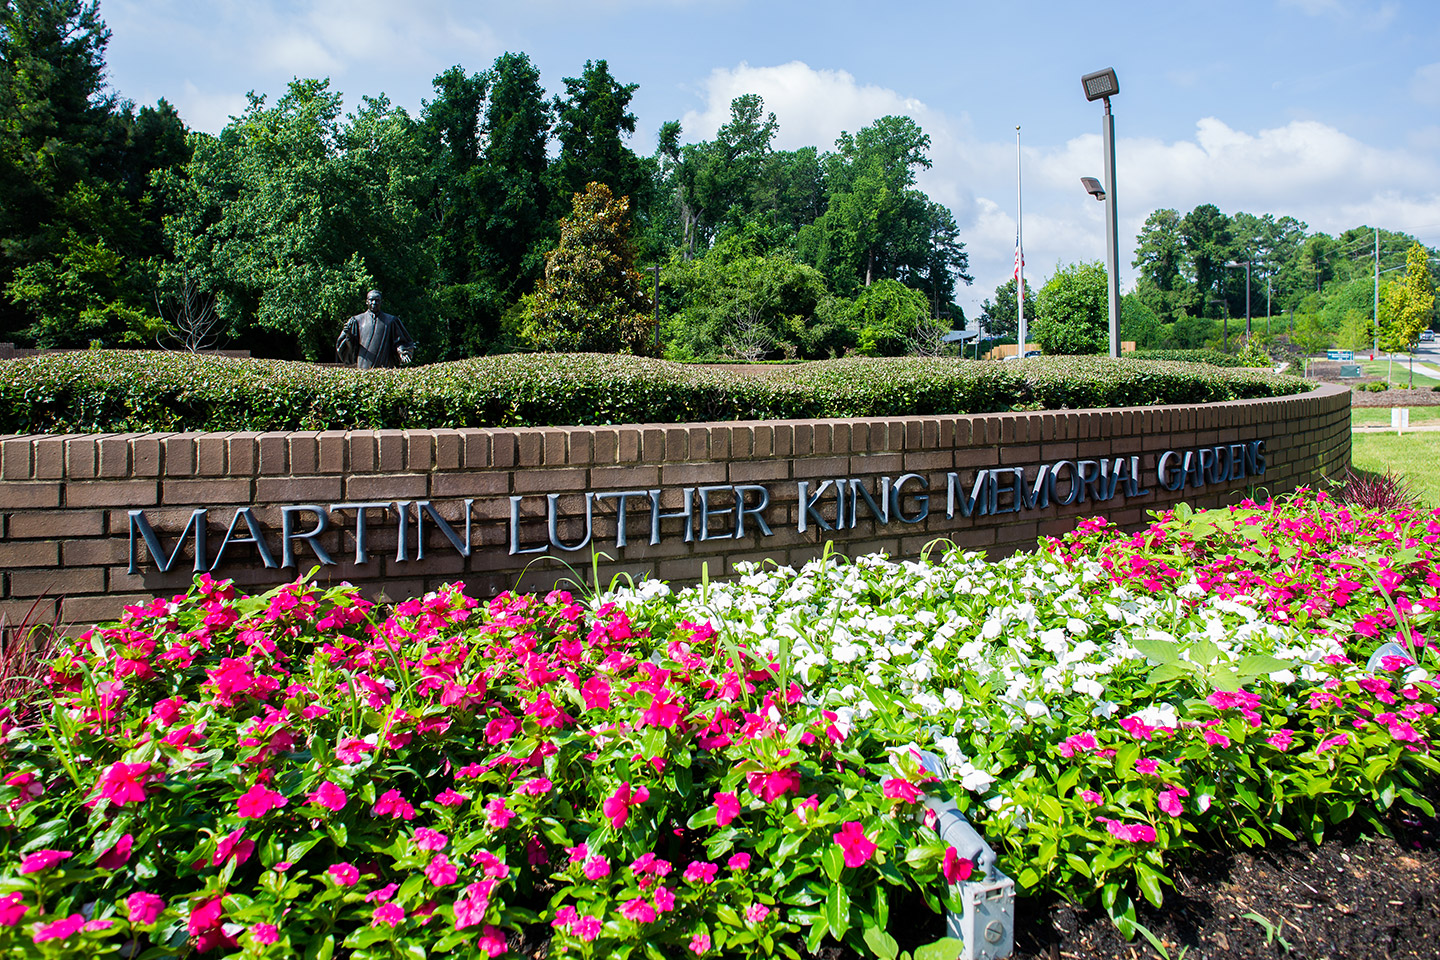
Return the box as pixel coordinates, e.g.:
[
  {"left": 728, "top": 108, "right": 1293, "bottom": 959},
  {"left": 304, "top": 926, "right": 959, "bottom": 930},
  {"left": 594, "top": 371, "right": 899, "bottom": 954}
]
[
  {"left": 821, "top": 841, "right": 845, "bottom": 882},
  {"left": 913, "top": 936, "right": 964, "bottom": 960},
  {"left": 1135, "top": 862, "right": 1164, "bottom": 908},
  {"left": 825, "top": 884, "right": 851, "bottom": 942},
  {"left": 1132, "top": 638, "right": 1179, "bottom": 665},
  {"left": 863, "top": 926, "right": 900, "bottom": 960}
]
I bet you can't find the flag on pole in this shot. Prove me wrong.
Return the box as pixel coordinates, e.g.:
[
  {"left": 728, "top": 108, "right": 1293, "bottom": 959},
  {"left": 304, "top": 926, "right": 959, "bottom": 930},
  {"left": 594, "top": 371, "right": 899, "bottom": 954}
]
[{"left": 1013, "top": 233, "right": 1024, "bottom": 281}]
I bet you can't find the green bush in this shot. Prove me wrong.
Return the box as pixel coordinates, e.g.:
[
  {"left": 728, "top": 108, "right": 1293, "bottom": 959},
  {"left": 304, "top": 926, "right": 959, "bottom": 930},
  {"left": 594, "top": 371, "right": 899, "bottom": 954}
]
[
  {"left": 1129, "top": 349, "right": 1252, "bottom": 367},
  {"left": 1362, "top": 380, "right": 1390, "bottom": 392},
  {"left": 0, "top": 350, "right": 1315, "bottom": 433}
]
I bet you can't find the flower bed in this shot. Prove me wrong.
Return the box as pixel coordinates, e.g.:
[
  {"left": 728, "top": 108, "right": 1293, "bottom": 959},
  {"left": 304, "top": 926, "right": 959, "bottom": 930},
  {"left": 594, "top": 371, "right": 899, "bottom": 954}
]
[{"left": 0, "top": 492, "right": 1436, "bottom": 957}]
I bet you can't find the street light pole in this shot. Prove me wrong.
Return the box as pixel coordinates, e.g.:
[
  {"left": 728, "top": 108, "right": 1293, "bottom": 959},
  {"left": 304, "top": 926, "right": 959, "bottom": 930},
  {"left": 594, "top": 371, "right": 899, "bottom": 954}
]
[{"left": 1082, "top": 68, "right": 1122, "bottom": 358}]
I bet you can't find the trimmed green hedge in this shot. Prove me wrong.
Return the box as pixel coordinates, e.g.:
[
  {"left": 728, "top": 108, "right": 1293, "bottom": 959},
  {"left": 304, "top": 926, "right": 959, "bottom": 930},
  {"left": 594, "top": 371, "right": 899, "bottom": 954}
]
[
  {"left": 1128, "top": 348, "right": 1263, "bottom": 368},
  {"left": 0, "top": 350, "right": 1314, "bottom": 433}
]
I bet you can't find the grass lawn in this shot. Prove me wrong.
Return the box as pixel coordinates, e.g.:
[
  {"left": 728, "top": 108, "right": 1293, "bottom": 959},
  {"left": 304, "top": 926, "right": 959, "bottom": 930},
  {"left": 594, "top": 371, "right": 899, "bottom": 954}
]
[
  {"left": 1351, "top": 406, "right": 1440, "bottom": 426},
  {"left": 1355, "top": 359, "right": 1440, "bottom": 389},
  {"left": 1350, "top": 432, "right": 1440, "bottom": 507}
]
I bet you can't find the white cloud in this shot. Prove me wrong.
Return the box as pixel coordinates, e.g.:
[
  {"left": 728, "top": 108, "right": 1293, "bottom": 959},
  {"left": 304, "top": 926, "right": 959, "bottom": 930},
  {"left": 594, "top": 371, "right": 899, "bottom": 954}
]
[
  {"left": 172, "top": 81, "right": 250, "bottom": 134},
  {"left": 253, "top": 0, "right": 497, "bottom": 78},
  {"left": 676, "top": 60, "right": 1440, "bottom": 321}
]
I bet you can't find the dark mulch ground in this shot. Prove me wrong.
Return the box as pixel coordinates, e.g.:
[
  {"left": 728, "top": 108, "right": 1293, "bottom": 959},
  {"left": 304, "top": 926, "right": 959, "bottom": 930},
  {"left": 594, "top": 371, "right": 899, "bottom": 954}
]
[{"left": 1010, "top": 795, "right": 1440, "bottom": 960}]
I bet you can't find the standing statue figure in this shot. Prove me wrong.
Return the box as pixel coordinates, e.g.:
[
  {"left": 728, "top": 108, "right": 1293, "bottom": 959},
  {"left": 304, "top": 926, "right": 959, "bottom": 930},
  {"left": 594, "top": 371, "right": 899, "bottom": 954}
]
[{"left": 336, "top": 290, "right": 416, "bottom": 369}]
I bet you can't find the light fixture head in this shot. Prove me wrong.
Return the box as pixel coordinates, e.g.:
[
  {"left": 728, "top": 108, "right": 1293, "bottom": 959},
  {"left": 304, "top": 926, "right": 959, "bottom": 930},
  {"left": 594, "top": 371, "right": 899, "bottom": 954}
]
[
  {"left": 1081, "top": 67, "right": 1119, "bottom": 102},
  {"left": 1080, "top": 176, "right": 1106, "bottom": 201}
]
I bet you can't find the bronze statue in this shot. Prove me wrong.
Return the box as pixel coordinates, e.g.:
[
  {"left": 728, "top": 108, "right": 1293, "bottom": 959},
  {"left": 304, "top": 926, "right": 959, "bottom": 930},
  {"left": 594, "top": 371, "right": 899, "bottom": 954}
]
[{"left": 336, "top": 290, "right": 416, "bottom": 369}]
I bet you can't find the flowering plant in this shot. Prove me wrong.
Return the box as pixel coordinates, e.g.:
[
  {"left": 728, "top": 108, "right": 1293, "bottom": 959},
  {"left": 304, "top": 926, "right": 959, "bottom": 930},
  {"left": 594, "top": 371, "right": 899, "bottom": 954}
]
[{"left": 0, "top": 490, "right": 1435, "bottom": 954}]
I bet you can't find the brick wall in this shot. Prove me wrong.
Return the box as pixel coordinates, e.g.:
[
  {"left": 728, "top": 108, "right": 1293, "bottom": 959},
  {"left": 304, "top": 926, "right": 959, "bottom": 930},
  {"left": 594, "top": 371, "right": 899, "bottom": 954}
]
[{"left": 0, "top": 384, "right": 1351, "bottom": 631}]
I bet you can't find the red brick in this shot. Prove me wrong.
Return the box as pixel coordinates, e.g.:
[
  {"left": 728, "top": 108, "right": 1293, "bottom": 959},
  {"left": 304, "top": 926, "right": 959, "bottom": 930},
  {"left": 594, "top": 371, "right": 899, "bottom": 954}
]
[
  {"left": 10, "top": 567, "right": 104, "bottom": 597},
  {"left": 257, "top": 476, "right": 344, "bottom": 501},
  {"left": 434, "top": 431, "right": 461, "bottom": 470},
  {"left": 491, "top": 432, "right": 517, "bottom": 469},
  {"left": 258, "top": 433, "right": 288, "bottom": 474},
  {"left": 57, "top": 593, "right": 154, "bottom": 627},
  {"left": 518, "top": 432, "right": 543, "bottom": 467},
  {"left": 227, "top": 433, "right": 260, "bottom": 476},
  {"left": 405, "top": 431, "right": 435, "bottom": 470},
  {"left": 163, "top": 434, "right": 199, "bottom": 476},
  {"left": 542, "top": 429, "right": 566, "bottom": 466},
  {"left": 431, "top": 472, "right": 508, "bottom": 497},
  {"left": 196, "top": 435, "right": 228, "bottom": 476},
  {"left": 61, "top": 539, "right": 127, "bottom": 566},
  {"left": 590, "top": 465, "right": 659, "bottom": 488},
  {"left": 349, "top": 432, "right": 377, "bottom": 472},
  {"left": 289, "top": 432, "right": 320, "bottom": 474},
  {"left": 65, "top": 480, "right": 157, "bottom": 507},
  {"left": 616, "top": 428, "right": 640, "bottom": 463},
  {"left": 163, "top": 478, "right": 252, "bottom": 504},
  {"left": 661, "top": 462, "right": 727, "bottom": 486},
  {"left": 316, "top": 431, "right": 346, "bottom": 473},
  {"left": 34, "top": 436, "right": 67, "bottom": 479},
  {"left": 377, "top": 430, "right": 405, "bottom": 471},
  {"left": 344, "top": 474, "right": 428, "bottom": 500},
  {"left": 0, "top": 438, "right": 32, "bottom": 480},
  {"left": 0, "top": 540, "right": 59, "bottom": 566},
  {"left": 66, "top": 437, "right": 99, "bottom": 478},
  {"left": 729, "top": 460, "right": 788, "bottom": 484},
  {"left": 512, "top": 468, "right": 587, "bottom": 494},
  {"left": 665, "top": 427, "right": 686, "bottom": 461},
  {"left": 0, "top": 481, "right": 62, "bottom": 508},
  {"left": 7, "top": 510, "right": 102, "bottom": 538}
]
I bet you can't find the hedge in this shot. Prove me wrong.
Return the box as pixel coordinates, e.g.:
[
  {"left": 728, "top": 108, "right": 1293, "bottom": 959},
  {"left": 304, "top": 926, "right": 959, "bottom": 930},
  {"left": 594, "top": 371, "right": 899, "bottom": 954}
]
[
  {"left": 0, "top": 350, "right": 1313, "bottom": 433},
  {"left": 1127, "top": 349, "right": 1264, "bottom": 368}
]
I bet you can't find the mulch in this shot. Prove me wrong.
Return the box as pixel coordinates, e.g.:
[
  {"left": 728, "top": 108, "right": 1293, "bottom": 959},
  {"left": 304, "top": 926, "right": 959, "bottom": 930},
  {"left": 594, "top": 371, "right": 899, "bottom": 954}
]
[{"left": 1009, "top": 791, "right": 1440, "bottom": 960}]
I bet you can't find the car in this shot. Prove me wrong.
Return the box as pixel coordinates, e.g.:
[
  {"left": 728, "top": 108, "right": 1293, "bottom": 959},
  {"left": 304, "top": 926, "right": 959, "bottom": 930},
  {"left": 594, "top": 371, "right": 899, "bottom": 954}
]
[{"left": 1421, "top": 329, "right": 1435, "bottom": 342}]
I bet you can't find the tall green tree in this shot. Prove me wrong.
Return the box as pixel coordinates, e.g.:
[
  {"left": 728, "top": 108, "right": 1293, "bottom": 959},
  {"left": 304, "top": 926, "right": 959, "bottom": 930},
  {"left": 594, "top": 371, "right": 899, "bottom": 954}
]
[
  {"left": 163, "top": 80, "right": 437, "bottom": 360},
  {"left": 1033, "top": 261, "right": 1108, "bottom": 355},
  {"left": 1379, "top": 242, "right": 1436, "bottom": 353},
  {"left": 978, "top": 277, "right": 1035, "bottom": 341},
  {"left": 1131, "top": 208, "right": 1186, "bottom": 322},
  {"left": 522, "top": 182, "right": 654, "bottom": 354},
  {"left": 550, "top": 60, "right": 648, "bottom": 215},
  {"left": 0, "top": 0, "right": 184, "bottom": 345},
  {"left": 1179, "top": 203, "right": 1235, "bottom": 320}
]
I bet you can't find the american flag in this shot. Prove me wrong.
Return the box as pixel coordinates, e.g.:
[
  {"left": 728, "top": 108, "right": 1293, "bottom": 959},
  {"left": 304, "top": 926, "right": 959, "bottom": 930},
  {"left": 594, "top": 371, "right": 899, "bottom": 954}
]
[{"left": 1013, "top": 233, "right": 1024, "bottom": 281}]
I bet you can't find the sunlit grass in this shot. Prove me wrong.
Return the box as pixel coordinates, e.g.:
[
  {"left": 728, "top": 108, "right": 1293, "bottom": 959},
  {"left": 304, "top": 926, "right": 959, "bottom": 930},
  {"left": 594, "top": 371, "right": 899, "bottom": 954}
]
[
  {"left": 1351, "top": 406, "right": 1440, "bottom": 426},
  {"left": 1350, "top": 433, "right": 1440, "bottom": 507}
]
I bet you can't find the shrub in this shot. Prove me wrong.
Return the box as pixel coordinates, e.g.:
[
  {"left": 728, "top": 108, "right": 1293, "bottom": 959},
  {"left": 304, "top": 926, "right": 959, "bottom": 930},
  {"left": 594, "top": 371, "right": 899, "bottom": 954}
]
[
  {"left": 1129, "top": 349, "right": 1248, "bottom": 367},
  {"left": 0, "top": 351, "right": 1315, "bottom": 433}
]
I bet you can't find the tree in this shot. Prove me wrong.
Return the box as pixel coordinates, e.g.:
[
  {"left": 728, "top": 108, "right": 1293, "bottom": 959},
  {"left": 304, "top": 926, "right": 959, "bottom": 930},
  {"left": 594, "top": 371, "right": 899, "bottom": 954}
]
[
  {"left": 1120, "top": 293, "right": 1162, "bottom": 349},
  {"left": 522, "top": 182, "right": 654, "bottom": 354},
  {"left": 1379, "top": 242, "right": 1436, "bottom": 354},
  {"left": 1033, "top": 261, "right": 1108, "bottom": 355},
  {"left": 978, "top": 277, "right": 1036, "bottom": 341},
  {"left": 162, "top": 80, "right": 438, "bottom": 360},
  {"left": 1179, "top": 204, "right": 1235, "bottom": 319},
  {"left": 550, "top": 60, "right": 647, "bottom": 214},
  {"left": 1131, "top": 208, "right": 1186, "bottom": 322}
]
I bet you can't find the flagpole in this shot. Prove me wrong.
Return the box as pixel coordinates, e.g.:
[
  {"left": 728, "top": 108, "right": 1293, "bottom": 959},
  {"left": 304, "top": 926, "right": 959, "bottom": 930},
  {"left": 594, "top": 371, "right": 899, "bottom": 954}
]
[{"left": 1016, "top": 126, "right": 1026, "bottom": 358}]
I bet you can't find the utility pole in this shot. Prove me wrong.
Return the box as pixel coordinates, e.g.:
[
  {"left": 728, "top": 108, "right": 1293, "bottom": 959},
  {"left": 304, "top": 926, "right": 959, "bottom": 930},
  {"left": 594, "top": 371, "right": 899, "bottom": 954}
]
[{"left": 1373, "top": 228, "right": 1380, "bottom": 358}]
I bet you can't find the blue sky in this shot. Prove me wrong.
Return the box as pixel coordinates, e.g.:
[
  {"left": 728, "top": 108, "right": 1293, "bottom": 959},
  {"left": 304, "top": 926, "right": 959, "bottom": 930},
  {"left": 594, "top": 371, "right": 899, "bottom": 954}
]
[{"left": 101, "top": 0, "right": 1440, "bottom": 320}]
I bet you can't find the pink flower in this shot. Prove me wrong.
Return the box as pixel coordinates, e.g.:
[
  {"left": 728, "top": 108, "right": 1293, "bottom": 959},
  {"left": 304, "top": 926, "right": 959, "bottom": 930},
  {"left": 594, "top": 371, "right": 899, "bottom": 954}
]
[
  {"left": 942, "top": 847, "right": 974, "bottom": 883},
  {"left": 5, "top": 771, "right": 42, "bottom": 807},
  {"left": 620, "top": 897, "right": 656, "bottom": 923},
  {"left": 1119, "top": 716, "right": 1156, "bottom": 740},
  {"left": 19, "top": 849, "right": 72, "bottom": 874},
  {"left": 1317, "top": 733, "right": 1350, "bottom": 753},
  {"left": 714, "top": 791, "right": 740, "bottom": 826},
  {"left": 746, "top": 902, "right": 771, "bottom": 924},
  {"left": 437, "top": 789, "right": 467, "bottom": 807},
  {"left": 797, "top": 794, "right": 819, "bottom": 823},
  {"left": 335, "top": 737, "right": 374, "bottom": 764},
  {"left": 1098, "top": 818, "right": 1157, "bottom": 843},
  {"left": 833, "top": 822, "right": 877, "bottom": 868},
  {"left": 189, "top": 896, "right": 238, "bottom": 952},
  {"left": 308, "top": 781, "right": 348, "bottom": 811},
  {"left": 1134, "top": 758, "right": 1159, "bottom": 775},
  {"left": 373, "top": 788, "right": 416, "bottom": 821},
  {"left": 566, "top": 843, "right": 590, "bottom": 863},
  {"left": 1267, "top": 729, "right": 1295, "bottom": 751},
  {"left": 454, "top": 889, "right": 490, "bottom": 930},
  {"left": 126, "top": 892, "right": 165, "bottom": 925},
  {"left": 252, "top": 923, "right": 279, "bottom": 945},
  {"left": 94, "top": 761, "right": 150, "bottom": 805},
  {"left": 572, "top": 915, "right": 602, "bottom": 941},
  {"left": 97, "top": 833, "right": 134, "bottom": 869},
  {"left": 0, "top": 893, "right": 28, "bottom": 926},
  {"left": 683, "top": 861, "right": 718, "bottom": 884},
  {"left": 1158, "top": 786, "right": 1189, "bottom": 817},
  {"left": 485, "top": 798, "right": 515, "bottom": 829},
  {"left": 425, "top": 854, "right": 458, "bottom": 887},
  {"left": 882, "top": 778, "right": 923, "bottom": 803},
  {"left": 1058, "top": 732, "right": 1097, "bottom": 757},
  {"left": 213, "top": 828, "right": 255, "bottom": 867},
  {"left": 519, "top": 777, "right": 553, "bottom": 796},
  {"left": 365, "top": 884, "right": 399, "bottom": 904},
  {"left": 653, "top": 885, "right": 676, "bottom": 913},
  {"left": 581, "top": 676, "right": 611, "bottom": 710},
  {"left": 746, "top": 768, "right": 801, "bottom": 803},
  {"left": 237, "top": 784, "right": 287, "bottom": 818},
  {"left": 728, "top": 852, "right": 751, "bottom": 872},
  {"left": 690, "top": 931, "right": 712, "bottom": 954},
  {"left": 328, "top": 862, "right": 360, "bottom": 886},
  {"left": 1078, "top": 789, "right": 1103, "bottom": 806},
  {"left": 602, "top": 782, "right": 649, "bottom": 829},
  {"left": 414, "top": 828, "right": 449, "bottom": 851},
  {"left": 1202, "top": 731, "right": 1231, "bottom": 748},
  {"left": 477, "top": 924, "right": 508, "bottom": 957},
  {"left": 372, "top": 903, "right": 405, "bottom": 927},
  {"left": 583, "top": 856, "right": 611, "bottom": 880},
  {"left": 32, "top": 914, "right": 85, "bottom": 943}
]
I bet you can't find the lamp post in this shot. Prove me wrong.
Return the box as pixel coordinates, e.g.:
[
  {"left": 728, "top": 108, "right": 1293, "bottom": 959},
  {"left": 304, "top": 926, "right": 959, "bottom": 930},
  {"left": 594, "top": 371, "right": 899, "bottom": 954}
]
[
  {"left": 1226, "top": 260, "right": 1252, "bottom": 341},
  {"left": 1081, "top": 67, "right": 1121, "bottom": 358}
]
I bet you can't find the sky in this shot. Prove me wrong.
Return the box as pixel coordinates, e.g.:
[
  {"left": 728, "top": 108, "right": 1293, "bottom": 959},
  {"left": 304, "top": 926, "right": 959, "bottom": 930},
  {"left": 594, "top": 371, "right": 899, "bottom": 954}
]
[{"left": 100, "top": 0, "right": 1440, "bottom": 322}]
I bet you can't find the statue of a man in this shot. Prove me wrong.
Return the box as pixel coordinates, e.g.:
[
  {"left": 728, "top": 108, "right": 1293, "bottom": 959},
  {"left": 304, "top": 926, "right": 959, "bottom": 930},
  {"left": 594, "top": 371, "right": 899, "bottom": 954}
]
[{"left": 336, "top": 290, "right": 416, "bottom": 369}]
